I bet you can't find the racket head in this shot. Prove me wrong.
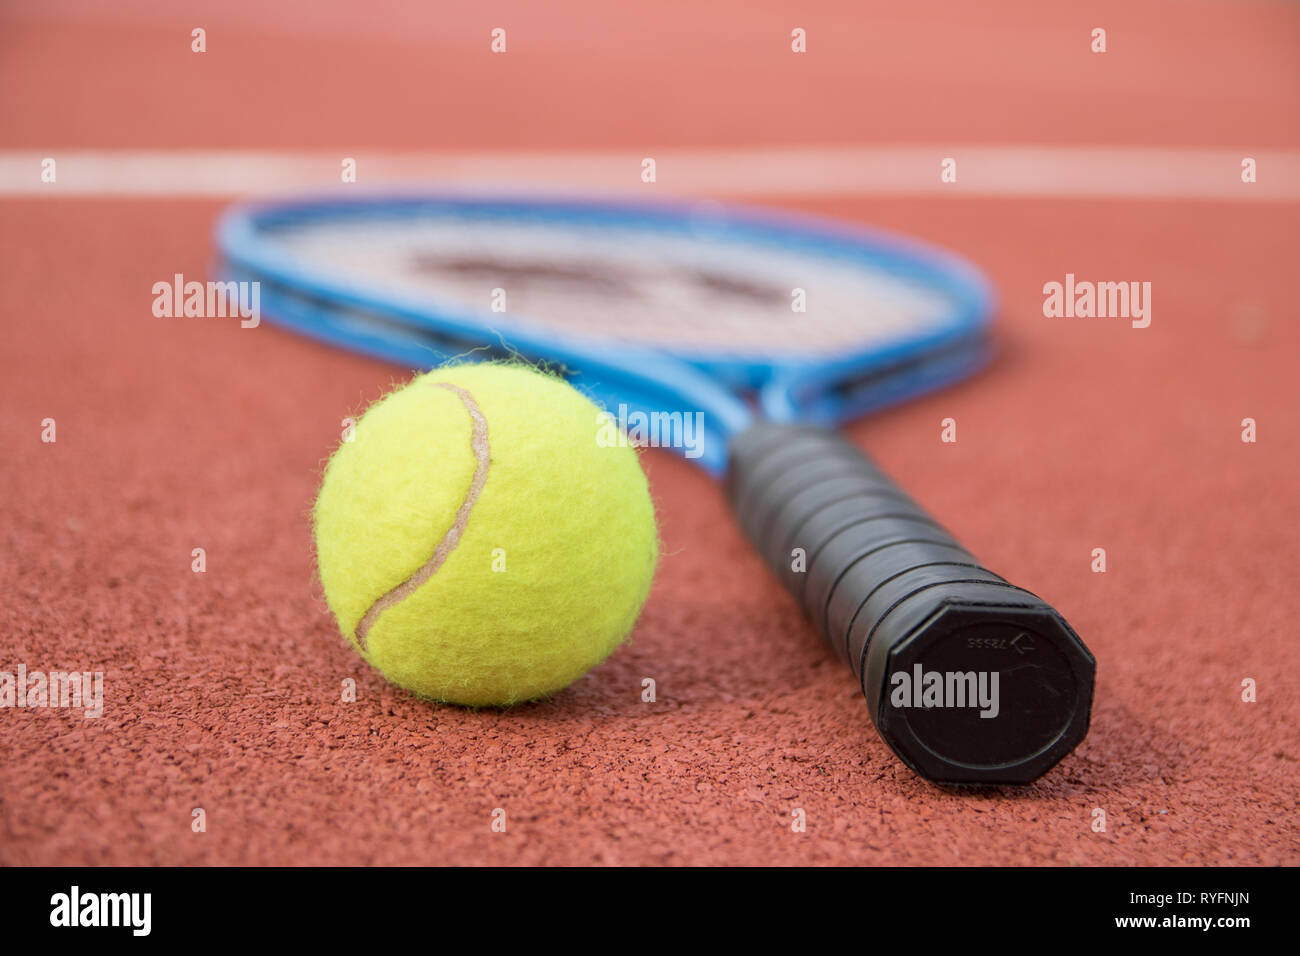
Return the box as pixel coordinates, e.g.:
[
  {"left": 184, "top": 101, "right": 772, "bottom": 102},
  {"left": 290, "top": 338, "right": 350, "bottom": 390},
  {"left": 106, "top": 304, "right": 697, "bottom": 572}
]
[{"left": 215, "top": 190, "right": 997, "bottom": 471}]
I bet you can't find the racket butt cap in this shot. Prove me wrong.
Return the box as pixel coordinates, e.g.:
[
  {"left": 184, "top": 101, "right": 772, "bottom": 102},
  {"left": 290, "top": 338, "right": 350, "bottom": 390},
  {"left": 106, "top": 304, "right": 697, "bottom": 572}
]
[{"left": 862, "top": 599, "right": 1095, "bottom": 786}]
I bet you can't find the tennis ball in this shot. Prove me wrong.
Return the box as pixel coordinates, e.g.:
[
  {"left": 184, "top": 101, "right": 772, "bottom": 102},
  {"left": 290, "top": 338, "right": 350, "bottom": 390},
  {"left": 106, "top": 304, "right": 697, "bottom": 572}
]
[{"left": 313, "top": 363, "right": 658, "bottom": 706}]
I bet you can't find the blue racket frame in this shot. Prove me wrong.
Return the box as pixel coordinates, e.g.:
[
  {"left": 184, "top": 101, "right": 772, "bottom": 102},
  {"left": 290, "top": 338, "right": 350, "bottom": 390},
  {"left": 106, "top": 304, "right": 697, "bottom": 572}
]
[{"left": 215, "top": 192, "right": 996, "bottom": 474}]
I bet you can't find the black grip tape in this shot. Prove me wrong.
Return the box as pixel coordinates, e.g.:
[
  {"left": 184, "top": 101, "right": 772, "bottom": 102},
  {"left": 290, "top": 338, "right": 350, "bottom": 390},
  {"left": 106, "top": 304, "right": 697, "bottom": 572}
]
[
  {"left": 805, "top": 518, "right": 963, "bottom": 651},
  {"left": 726, "top": 422, "right": 1096, "bottom": 786}
]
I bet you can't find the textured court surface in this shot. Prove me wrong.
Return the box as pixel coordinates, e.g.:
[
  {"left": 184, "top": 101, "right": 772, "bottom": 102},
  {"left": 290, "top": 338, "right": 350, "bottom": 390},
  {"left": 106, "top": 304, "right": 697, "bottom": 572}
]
[{"left": 1, "top": 1, "right": 1297, "bottom": 865}]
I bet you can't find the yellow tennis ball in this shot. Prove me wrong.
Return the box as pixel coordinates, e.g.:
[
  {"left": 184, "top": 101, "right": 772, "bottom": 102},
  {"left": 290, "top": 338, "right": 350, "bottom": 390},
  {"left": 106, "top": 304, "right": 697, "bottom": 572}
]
[{"left": 313, "top": 363, "right": 659, "bottom": 706}]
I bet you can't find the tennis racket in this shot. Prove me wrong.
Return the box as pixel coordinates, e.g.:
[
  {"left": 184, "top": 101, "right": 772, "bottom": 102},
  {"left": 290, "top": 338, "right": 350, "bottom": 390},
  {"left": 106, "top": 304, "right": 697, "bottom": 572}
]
[{"left": 215, "top": 192, "right": 1094, "bottom": 785}]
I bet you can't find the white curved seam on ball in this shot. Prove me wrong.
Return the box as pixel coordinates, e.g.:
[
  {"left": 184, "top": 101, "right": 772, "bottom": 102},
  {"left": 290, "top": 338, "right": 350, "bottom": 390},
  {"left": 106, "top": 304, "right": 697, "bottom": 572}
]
[{"left": 354, "top": 382, "right": 491, "bottom": 652}]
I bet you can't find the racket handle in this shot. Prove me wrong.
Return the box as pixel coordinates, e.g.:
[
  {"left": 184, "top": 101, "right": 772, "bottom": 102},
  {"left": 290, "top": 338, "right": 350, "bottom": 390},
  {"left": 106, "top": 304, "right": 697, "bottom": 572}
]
[{"left": 726, "top": 423, "right": 1094, "bottom": 785}]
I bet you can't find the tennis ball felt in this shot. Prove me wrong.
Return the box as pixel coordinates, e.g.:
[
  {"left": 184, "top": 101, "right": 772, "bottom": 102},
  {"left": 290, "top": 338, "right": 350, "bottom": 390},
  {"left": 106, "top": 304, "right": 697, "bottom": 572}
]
[{"left": 313, "top": 363, "right": 658, "bottom": 706}]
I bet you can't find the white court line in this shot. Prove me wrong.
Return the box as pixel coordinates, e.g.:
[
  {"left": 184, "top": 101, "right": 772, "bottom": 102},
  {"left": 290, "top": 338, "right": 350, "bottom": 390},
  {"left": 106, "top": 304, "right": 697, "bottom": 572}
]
[{"left": 1, "top": 147, "right": 1296, "bottom": 200}]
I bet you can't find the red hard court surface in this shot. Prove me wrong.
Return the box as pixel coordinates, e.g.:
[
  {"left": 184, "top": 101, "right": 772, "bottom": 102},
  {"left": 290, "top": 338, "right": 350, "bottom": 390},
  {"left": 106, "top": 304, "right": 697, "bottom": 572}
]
[{"left": 1, "top": 2, "right": 1298, "bottom": 865}]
